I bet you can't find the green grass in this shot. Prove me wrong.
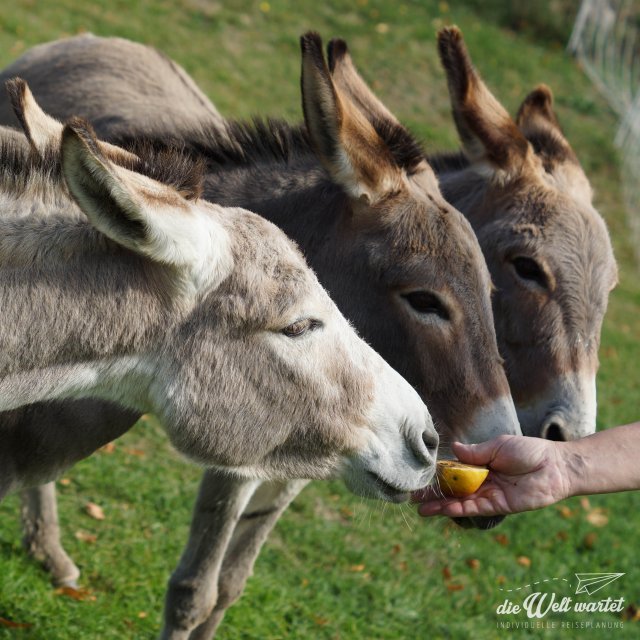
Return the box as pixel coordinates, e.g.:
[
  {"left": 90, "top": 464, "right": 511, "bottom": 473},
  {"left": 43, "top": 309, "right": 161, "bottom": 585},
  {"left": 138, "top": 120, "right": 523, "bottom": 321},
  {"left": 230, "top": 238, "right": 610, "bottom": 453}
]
[{"left": 1, "top": 1, "right": 639, "bottom": 638}]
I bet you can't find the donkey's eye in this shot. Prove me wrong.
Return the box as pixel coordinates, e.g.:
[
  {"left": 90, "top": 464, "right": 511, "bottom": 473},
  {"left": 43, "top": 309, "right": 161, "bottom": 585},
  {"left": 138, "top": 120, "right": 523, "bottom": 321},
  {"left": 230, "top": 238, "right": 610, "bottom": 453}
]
[
  {"left": 511, "top": 256, "right": 548, "bottom": 288},
  {"left": 402, "top": 291, "right": 450, "bottom": 320},
  {"left": 281, "top": 318, "right": 321, "bottom": 338}
]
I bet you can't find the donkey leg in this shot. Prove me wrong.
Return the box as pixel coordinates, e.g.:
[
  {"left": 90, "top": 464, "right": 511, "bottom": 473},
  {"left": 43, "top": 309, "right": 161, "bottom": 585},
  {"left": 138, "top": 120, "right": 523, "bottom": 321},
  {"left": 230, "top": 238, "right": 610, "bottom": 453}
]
[
  {"left": 188, "top": 479, "right": 309, "bottom": 640},
  {"left": 160, "top": 471, "right": 260, "bottom": 640},
  {"left": 21, "top": 482, "right": 80, "bottom": 587}
]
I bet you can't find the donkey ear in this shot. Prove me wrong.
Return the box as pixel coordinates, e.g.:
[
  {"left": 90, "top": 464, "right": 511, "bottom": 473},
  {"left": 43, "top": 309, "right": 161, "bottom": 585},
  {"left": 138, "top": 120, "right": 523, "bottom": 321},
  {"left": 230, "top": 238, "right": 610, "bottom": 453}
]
[
  {"left": 516, "top": 84, "right": 579, "bottom": 170},
  {"left": 517, "top": 85, "right": 593, "bottom": 202},
  {"left": 61, "top": 118, "right": 217, "bottom": 276},
  {"left": 437, "top": 27, "right": 530, "bottom": 172},
  {"left": 6, "top": 77, "right": 138, "bottom": 165},
  {"left": 327, "top": 38, "right": 400, "bottom": 126},
  {"left": 6, "top": 77, "right": 63, "bottom": 155},
  {"left": 300, "top": 32, "right": 402, "bottom": 204}
]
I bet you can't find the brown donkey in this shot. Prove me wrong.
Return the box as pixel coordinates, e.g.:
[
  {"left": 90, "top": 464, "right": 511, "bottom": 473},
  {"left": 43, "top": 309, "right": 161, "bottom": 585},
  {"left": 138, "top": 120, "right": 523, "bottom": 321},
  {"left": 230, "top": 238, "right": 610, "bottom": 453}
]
[
  {"left": 0, "top": 34, "right": 520, "bottom": 637},
  {"left": 191, "top": 33, "right": 619, "bottom": 638},
  {"left": 432, "top": 27, "right": 618, "bottom": 440}
]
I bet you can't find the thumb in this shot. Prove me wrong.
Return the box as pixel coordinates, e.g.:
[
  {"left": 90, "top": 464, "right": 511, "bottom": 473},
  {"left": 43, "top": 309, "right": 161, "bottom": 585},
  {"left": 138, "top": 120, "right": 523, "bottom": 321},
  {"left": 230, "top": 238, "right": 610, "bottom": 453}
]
[{"left": 451, "top": 440, "right": 497, "bottom": 466}]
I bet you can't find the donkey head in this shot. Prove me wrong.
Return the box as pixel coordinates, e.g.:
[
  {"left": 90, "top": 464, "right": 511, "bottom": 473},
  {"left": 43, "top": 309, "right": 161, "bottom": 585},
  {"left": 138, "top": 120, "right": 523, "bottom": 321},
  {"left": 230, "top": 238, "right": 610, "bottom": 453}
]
[
  {"left": 436, "top": 27, "right": 617, "bottom": 440},
  {"left": 53, "top": 117, "right": 438, "bottom": 500},
  {"left": 301, "top": 33, "right": 520, "bottom": 451}
]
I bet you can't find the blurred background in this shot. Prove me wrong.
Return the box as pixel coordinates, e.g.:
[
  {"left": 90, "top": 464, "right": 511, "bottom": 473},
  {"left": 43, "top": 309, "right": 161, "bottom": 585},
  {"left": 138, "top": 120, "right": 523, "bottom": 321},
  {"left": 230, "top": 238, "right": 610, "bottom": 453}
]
[{"left": 0, "top": 1, "right": 638, "bottom": 638}]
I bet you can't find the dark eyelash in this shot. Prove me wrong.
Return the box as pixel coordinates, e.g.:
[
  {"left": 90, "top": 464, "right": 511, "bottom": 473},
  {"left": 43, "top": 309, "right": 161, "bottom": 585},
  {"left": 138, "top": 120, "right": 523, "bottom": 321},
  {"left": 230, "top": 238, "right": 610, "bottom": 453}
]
[
  {"left": 511, "top": 257, "right": 548, "bottom": 288},
  {"left": 402, "top": 291, "right": 450, "bottom": 320},
  {"left": 281, "top": 318, "right": 323, "bottom": 337}
]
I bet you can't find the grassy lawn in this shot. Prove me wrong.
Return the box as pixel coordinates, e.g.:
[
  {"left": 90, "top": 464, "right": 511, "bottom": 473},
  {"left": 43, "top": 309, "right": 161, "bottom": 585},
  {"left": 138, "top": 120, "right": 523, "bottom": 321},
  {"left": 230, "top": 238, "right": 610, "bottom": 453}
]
[{"left": 0, "top": 1, "right": 639, "bottom": 638}]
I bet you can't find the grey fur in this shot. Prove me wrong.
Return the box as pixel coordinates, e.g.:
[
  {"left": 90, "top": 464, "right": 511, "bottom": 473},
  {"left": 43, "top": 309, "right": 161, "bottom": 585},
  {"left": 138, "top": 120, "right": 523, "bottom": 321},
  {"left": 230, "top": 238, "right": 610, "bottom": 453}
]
[{"left": 0, "top": 34, "right": 224, "bottom": 139}]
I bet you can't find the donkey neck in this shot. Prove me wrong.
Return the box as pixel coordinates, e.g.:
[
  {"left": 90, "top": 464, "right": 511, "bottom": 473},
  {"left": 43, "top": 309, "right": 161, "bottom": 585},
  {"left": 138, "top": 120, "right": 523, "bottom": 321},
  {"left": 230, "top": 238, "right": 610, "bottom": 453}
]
[
  {"left": 118, "top": 121, "right": 349, "bottom": 256},
  {"left": 203, "top": 160, "right": 344, "bottom": 257},
  {"left": 0, "top": 217, "right": 176, "bottom": 410}
]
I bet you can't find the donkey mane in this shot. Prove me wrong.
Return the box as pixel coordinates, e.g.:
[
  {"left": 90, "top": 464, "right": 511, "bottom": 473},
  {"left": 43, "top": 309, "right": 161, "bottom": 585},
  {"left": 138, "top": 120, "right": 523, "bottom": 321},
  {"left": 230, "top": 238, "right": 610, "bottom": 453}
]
[
  {"left": 0, "top": 125, "right": 204, "bottom": 202},
  {"left": 0, "top": 132, "right": 62, "bottom": 195},
  {"left": 369, "top": 117, "right": 425, "bottom": 174},
  {"left": 426, "top": 150, "right": 470, "bottom": 174},
  {"left": 114, "top": 115, "right": 426, "bottom": 175},
  {"left": 204, "top": 119, "right": 311, "bottom": 168},
  {"left": 428, "top": 133, "right": 577, "bottom": 177}
]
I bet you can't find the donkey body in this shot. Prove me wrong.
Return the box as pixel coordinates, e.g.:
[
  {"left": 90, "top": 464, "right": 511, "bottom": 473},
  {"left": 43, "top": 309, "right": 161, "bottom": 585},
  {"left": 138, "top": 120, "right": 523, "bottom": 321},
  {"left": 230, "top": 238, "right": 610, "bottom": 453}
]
[
  {"left": 0, "top": 34, "right": 520, "bottom": 638},
  {"left": 0, "top": 34, "right": 228, "bottom": 586},
  {"left": 0, "top": 34, "right": 224, "bottom": 139}
]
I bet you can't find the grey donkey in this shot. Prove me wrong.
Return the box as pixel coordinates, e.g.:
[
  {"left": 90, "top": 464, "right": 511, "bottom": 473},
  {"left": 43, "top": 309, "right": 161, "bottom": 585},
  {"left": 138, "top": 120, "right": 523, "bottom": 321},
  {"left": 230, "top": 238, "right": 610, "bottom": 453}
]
[{"left": 0, "top": 85, "right": 441, "bottom": 590}]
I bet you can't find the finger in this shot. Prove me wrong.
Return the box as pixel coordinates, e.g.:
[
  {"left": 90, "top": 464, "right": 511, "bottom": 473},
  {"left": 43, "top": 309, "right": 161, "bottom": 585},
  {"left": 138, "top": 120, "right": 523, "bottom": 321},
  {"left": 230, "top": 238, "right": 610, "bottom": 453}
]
[
  {"left": 417, "top": 501, "right": 443, "bottom": 516},
  {"left": 451, "top": 437, "right": 510, "bottom": 466},
  {"left": 422, "top": 500, "right": 468, "bottom": 517},
  {"left": 439, "top": 495, "right": 506, "bottom": 518},
  {"left": 419, "top": 500, "right": 464, "bottom": 517}
]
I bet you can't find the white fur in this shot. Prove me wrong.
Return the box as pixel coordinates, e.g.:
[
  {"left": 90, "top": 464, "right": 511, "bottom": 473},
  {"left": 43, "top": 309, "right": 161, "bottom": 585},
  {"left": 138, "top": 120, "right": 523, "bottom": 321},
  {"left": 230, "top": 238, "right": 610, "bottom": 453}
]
[
  {"left": 342, "top": 350, "right": 438, "bottom": 500},
  {"left": 0, "top": 355, "right": 155, "bottom": 413},
  {"left": 335, "top": 147, "right": 399, "bottom": 203},
  {"left": 456, "top": 395, "right": 522, "bottom": 447},
  {"left": 68, "top": 157, "right": 235, "bottom": 295},
  {"left": 517, "top": 370, "right": 597, "bottom": 439},
  {"left": 19, "top": 82, "right": 64, "bottom": 154},
  {"left": 262, "top": 287, "right": 438, "bottom": 496}
]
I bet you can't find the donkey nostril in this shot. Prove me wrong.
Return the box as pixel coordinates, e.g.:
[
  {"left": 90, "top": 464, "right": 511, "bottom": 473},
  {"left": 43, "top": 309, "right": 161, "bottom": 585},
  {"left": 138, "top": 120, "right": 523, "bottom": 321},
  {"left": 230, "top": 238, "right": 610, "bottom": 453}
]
[
  {"left": 544, "top": 423, "right": 567, "bottom": 442},
  {"left": 422, "top": 431, "right": 439, "bottom": 458}
]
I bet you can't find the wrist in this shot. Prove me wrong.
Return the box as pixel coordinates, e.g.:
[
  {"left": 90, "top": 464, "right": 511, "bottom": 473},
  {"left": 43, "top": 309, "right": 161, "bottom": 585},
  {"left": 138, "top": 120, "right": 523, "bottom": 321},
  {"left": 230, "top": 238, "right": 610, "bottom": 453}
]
[{"left": 555, "top": 440, "right": 588, "bottom": 499}]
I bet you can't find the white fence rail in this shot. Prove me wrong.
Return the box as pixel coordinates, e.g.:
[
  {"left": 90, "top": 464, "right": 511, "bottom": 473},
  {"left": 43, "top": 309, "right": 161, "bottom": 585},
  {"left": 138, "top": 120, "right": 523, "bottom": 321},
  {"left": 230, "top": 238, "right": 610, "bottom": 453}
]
[{"left": 569, "top": 0, "right": 640, "bottom": 260}]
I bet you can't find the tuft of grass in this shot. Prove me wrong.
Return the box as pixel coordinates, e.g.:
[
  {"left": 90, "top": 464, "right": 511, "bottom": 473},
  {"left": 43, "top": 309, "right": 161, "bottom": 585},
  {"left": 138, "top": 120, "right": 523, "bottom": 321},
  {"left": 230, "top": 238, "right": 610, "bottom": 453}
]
[{"left": 0, "top": 2, "right": 638, "bottom": 639}]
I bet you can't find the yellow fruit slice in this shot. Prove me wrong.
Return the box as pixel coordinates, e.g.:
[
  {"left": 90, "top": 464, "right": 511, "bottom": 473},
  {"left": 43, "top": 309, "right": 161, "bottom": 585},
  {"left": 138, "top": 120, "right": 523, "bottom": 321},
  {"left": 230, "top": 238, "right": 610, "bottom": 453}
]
[{"left": 436, "top": 460, "right": 489, "bottom": 498}]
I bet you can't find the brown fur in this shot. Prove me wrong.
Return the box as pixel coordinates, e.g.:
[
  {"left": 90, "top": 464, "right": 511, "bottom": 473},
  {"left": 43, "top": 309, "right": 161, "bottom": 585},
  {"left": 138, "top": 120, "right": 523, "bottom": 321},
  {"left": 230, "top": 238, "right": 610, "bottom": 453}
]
[
  {"left": 437, "top": 27, "right": 531, "bottom": 172},
  {"left": 516, "top": 84, "right": 580, "bottom": 172},
  {"left": 300, "top": 32, "right": 403, "bottom": 201}
]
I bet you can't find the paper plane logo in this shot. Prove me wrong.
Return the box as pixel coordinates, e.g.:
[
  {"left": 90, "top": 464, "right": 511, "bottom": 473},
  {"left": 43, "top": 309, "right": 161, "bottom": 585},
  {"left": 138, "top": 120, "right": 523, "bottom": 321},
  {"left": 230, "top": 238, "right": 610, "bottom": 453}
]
[{"left": 574, "top": 573, "right": 625, "bottom": 595}]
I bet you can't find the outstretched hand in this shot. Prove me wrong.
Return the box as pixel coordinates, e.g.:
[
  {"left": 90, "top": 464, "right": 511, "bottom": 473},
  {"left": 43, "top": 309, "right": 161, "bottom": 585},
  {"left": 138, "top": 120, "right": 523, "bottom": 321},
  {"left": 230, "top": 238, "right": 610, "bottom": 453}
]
[{"left": 414, "top": 435, "right": 572, "bottom": 518}]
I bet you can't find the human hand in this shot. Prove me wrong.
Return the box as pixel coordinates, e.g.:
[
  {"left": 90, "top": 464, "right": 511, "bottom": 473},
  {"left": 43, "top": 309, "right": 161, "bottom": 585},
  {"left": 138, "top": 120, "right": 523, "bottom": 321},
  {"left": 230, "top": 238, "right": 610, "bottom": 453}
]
[{"left": 414, "top": 435, "right": 572, "bottom": 518}]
